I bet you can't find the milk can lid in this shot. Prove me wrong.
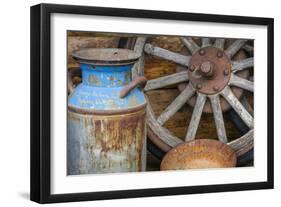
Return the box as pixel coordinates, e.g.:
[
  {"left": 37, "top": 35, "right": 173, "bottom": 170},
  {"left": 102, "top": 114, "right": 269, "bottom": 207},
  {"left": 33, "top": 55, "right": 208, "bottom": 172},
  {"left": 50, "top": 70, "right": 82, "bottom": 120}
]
[{"left": 72, "top": 48, "right": 140, "bottom": 66}]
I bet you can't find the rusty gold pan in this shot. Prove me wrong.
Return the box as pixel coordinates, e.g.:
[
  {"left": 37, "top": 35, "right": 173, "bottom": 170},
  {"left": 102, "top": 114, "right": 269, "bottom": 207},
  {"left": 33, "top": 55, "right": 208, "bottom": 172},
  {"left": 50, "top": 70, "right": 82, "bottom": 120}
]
[{"left": 160, "top": 139, "right": 237, "bottom": 170}]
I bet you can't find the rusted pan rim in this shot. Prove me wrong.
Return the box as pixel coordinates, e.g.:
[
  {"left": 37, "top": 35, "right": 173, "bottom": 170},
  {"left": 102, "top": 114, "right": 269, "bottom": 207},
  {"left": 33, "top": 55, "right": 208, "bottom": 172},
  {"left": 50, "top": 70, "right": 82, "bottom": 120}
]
[
  {"left": 72, "top": 48, "right": 140, "bottom": 66},
  {"left": 160, "top": 139, "right": 237, "bottom": 170},
  {"left": 68, "top": 103, "right": 147, "bottom": 115}
]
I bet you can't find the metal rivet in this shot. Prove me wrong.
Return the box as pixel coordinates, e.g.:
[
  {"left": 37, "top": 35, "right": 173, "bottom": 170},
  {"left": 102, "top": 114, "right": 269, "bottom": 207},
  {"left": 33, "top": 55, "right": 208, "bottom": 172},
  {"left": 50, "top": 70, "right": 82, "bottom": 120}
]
[
  {"left": 217, "top": 51, "right": 223, "bottom": 58},
  {"left": 189, "top": 65, "right": 195, "bottom": 72},
  {"left": 199, "top": 49, "right": 205, "bottom": 56},
  {"left": 213, "top": 86, "right": 219, "bottom": 91},
  {"left": 224, "top": 69, "right": 229, "bottom": 76},
  {"left": 196, "top": 84, "right": 202, "bottom": 89}
]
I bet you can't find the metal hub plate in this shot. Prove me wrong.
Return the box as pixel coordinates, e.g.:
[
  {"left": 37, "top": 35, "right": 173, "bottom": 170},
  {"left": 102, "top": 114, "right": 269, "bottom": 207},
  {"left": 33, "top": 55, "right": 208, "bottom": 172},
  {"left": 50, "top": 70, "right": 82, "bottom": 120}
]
[
  {"left": 188, "top": 47, "right": 231, "bottom": 95},
  {"left": 177, "top": 44, "right": 249, "bottom": 113}
]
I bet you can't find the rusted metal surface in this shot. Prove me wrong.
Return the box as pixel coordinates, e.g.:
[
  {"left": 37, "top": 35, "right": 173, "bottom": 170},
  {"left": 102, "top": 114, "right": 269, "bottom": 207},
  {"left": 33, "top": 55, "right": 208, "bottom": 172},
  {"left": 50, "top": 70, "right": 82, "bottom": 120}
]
[
  {"left": 120, "top": 76, "right": 147, "bottom": 98},
  {"left": 177, "top": 44, "right": 249, "bottom": 113},
  {"left": 199, "top": 61, "right": 214, "bottom": 77},
  {"left": 160, "top": 139, "right": 237, "bottom": 170},
  {"left": 72, "top": 48, "right": 140, "bottom": 66},
  {"left": 68, "top": 103, "right": 147, "bottom": 115},
  {"left": 188, "top": 46, "right": 232, "bottom": 95},
  {"left": 68, "top": 108, "right": 146, "bottom": 174},
  {"left": 67, "top": 36, "right": 120, "bottom": 68},
  {"left": 68, "top": 48, "right": 147, "bottom": 175}
]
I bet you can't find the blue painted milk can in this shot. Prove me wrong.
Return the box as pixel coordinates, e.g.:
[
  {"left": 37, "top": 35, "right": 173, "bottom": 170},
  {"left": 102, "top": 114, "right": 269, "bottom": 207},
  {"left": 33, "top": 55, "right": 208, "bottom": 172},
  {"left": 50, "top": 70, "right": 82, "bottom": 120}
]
[{"left": 67, "top": 48, "right": 147, "bottom": 175}]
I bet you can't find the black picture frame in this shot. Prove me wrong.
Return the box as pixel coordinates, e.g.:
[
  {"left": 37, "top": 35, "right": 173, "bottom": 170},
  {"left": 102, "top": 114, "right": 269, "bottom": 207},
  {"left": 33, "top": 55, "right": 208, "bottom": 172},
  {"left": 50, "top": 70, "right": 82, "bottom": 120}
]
[{"left": 30, "top": 3, "right": 274, "bottom": 204}]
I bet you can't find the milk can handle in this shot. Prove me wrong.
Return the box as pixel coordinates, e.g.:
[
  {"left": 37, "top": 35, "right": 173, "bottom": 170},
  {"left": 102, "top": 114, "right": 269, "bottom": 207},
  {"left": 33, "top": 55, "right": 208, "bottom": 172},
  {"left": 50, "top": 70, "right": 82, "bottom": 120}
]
[
  {"left": 67, "top": 68, "right": 82, "bottom": 94},
  {"left": 120, "top": 76, "right": 147, "bottom": 98},
  {"left": 67, "top": 71, "right": 75, "bottom": 94}
]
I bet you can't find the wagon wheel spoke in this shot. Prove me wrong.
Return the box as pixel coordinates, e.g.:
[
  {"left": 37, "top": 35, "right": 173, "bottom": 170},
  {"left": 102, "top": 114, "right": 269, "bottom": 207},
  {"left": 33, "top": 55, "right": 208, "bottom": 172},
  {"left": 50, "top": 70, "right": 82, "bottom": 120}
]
[
  {"left": 144, "top": 71, "right": 189, "bottom": 91},
  {"left": 157, "top": 84, "right": 195, "bottom": 126},
  {"left": 213, "top": 38, "right": 225, "bottom": 49},
  {"left": 225, "top": 40, "right": 247, "bottom": 58},
  {"left": 242, "top": 44, "right": 254, "bottom": 53},
  {"left": 228, "top": 129, "right": 254, "bottom": 156},
  {"left": 232, "top": 57, "right": 254, "bottom": 72},
  {"left": 146, "top": 95, "right": 183, "bottom": 147},
  {"left": 201, "top": 38, "right": 211, "bottom": 47},
  {"left": 241, "top": 96, "right": 254, "bottom": 116},
  {"left": 185, "top": 93, "right": 207, "bottom": 141},
  {"left": 229, "top": 74, "right": 254, "bottom": 92},
  {"left": 180, "top": 37, "right": 200, "bottom": 54},
  {"left": 209, "top": 95, "right": 228, "bottom": 143},
  {"left": 144, "top": 43, "right": 191, "bottom": 67},
  {"left": 220, "top": 86, "right": 253, "bottom": 128},
  {"left": 134, "top": 37, "right": 147, "bottom": 55},
  {"left": 132, "top": 37, "right": 147, "bottom": 78}
]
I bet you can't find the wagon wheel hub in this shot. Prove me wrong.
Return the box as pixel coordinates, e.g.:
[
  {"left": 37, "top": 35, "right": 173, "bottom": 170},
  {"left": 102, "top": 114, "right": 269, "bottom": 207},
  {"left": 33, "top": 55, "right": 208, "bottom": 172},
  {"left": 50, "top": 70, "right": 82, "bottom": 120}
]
[
  {"left": 188, "top": 47, "right": 231, "bottom": 95},
  {"left": 199, "top": 61, "right": 214, "bottom": 77}
]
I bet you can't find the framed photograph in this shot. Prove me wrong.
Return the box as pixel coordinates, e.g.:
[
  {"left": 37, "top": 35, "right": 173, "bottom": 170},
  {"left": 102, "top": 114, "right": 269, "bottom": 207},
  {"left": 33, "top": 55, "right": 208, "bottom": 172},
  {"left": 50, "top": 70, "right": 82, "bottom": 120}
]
[{"left": 30, "top": 3, "right": 274, "bottom": 203}]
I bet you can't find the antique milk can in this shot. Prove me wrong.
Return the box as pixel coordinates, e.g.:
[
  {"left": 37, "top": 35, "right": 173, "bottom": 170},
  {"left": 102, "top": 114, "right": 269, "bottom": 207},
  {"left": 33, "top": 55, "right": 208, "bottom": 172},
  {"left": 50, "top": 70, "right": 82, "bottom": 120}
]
[{"left": 67, "top": 48, "right": 147, "bottom": 175}]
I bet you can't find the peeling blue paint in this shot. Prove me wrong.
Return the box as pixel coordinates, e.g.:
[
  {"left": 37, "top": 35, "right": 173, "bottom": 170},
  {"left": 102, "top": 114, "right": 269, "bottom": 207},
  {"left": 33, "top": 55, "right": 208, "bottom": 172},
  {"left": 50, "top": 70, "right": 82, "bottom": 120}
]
[
  {"left": 68, "top": 63, "right": 146, "bottom": 110},
  {"left": 67, "top": 49, "right": 147, "bottom": 175}
]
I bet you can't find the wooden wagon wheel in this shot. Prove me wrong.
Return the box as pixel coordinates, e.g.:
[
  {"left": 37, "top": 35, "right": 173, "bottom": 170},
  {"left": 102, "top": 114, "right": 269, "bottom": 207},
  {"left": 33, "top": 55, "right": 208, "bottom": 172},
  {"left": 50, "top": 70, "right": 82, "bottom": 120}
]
[
  {"left": 138, "top": 37, "right": 254, "bottom": 161},
  {"left": 68, "top": 36, "right": 254, "bottom": 165}
]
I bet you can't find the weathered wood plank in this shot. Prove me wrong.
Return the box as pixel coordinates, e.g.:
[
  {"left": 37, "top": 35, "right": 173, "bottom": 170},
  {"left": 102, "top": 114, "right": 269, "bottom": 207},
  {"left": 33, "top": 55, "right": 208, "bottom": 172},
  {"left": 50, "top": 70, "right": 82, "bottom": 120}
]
[
  {"left": 229, "top": 74, "right": 254, "bottom": 92},
  {"left": 213, "top": 38, "right": 225, "bottom": 49},
  {"left": 225, "top": 40, "right": 247, "bottom": 58},
  {"left": 144, "top": 71, "right": 189, "bottom": 91},
  {"left": 220, "top": 86, "right": 254, "bottom": 128},
  {"left": 209, "top": 95, "right": 228, "bottom": 143},
  {"left": 232, "top": 57, "right": 254, "bottom": 72},
  {"left": 144, "top": 44, "right": 191, "bottom": 67},
  {"left": 150, "top": 36, "right": 184, "bottom": 53},
  {"left": 180, "top": 37, "right": 200, "bottom": 54},
  {"left": 157, "top": 84, "right": 195, "bottom": 126},
  {"left": 185, "top": 93, "right": 206, "bottom": 141},
  {"left": 144, "top": 56, "right": 177, "bottom": 80},
  {"left": 201, "top": 38, "right": 211, "bottom": 47}
]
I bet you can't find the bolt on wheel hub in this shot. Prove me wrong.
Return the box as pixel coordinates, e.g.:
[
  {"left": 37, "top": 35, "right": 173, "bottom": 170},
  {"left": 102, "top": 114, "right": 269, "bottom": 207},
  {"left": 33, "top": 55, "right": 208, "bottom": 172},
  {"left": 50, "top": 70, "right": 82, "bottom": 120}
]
[{"left": 188, "top": 47, "right": 231, "bottom": 95}]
